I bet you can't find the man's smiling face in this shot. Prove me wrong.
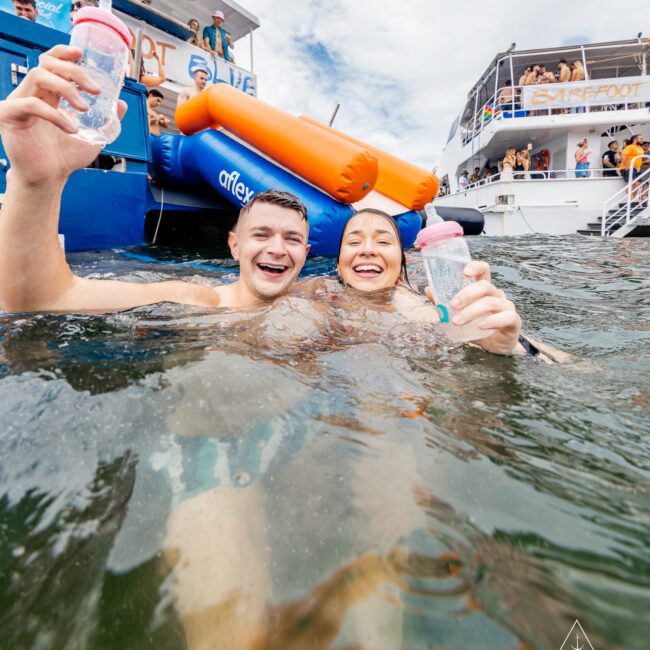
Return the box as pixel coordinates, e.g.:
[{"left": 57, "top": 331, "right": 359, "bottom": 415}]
[{"left": 228, "top": 201, "right": 310, "bottom": 302}]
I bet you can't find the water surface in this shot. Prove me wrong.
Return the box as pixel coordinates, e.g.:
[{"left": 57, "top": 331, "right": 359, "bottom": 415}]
[{"left": 0, "top": 235, "right": 648, "bottom": 649}]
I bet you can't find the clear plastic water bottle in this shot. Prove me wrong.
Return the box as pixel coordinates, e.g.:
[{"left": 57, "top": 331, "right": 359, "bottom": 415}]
[
  {"left": 61, "top": 7, "right": 131, "bottom": 146},
  {"left": 416, "top": 204, "right": 493, "bottom": 342}
]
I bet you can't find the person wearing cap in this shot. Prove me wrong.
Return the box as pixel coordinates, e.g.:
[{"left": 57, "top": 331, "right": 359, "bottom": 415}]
[
  {"left": 177, "top": 67, "right": 210, "bottom": 107},
  {"left": 203, "top": 10, "right": 234, "bottom": 63}
]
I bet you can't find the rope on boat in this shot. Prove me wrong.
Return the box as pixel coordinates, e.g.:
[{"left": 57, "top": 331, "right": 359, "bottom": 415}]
[{"left": 152, "top": 186, "right": 164, "bottom": 244}]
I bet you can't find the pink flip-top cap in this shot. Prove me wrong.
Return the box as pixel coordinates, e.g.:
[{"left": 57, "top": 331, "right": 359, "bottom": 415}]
[
  {"left": 73, "top": 7, "right": 133, "bottom": 49},
  {"left": 415, "top": 221, "right": 464, "bottom": 248}
]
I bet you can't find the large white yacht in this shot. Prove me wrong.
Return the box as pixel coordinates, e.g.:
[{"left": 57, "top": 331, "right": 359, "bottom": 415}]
[{"left": 435, "top": 38, "right": 650, "bottom": 237}]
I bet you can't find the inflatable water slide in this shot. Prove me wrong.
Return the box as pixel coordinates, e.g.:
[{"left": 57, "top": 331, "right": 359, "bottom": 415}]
[{"left": 150, "top": 84, "right": 439, "bottom": 256}]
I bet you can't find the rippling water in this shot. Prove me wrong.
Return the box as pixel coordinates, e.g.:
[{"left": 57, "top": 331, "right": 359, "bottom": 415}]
[{"left": 0, "top": 235, "right": 648, "bottom": 650}]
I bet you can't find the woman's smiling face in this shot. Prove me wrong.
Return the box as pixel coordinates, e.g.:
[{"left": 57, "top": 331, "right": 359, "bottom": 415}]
[{"left": 337, "top": 212, "right": 403, "bottom": 292}]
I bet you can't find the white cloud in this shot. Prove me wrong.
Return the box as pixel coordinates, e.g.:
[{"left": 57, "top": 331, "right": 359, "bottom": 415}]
[{"left": 234, "top": 0, "right": 647, "bottom": 170}]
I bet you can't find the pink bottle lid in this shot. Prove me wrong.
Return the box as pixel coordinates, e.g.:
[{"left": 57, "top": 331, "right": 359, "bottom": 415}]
[
  {"left": 415, "top": 221, "right": 464, "bottom": 248},
  {"left": 72, "top": 7, "right": 133, "bottom": 49}
]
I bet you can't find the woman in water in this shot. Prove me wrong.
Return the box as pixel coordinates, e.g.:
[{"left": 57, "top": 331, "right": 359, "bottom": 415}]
[{"left": 334, "top": 208, "right": 565, "bottom": 361}]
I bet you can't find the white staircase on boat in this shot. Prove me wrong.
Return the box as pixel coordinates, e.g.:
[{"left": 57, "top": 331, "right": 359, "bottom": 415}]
[{"left": 584, "top": 156, "right": 650, "bottom": 238}]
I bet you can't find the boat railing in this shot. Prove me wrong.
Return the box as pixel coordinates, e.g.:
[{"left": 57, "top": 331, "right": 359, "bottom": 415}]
[
  {"left": 460, "top": 167, "right": 620, "bottom": 191},
  {"left": 601, "top": 155, "right": 650, "bottom": 235},
  {"left": 462, "top": 81, "right": 648, "bottom": 146}
]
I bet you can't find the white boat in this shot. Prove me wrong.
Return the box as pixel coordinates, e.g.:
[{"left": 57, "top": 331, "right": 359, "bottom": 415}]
[{"left": 435, "top": 38, "right": 650, "bottom": 237}]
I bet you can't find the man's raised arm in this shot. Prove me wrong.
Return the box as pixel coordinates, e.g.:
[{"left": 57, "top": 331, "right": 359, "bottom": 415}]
[{"left": 0, "top": 46, "right": 219, "bottom": 313}]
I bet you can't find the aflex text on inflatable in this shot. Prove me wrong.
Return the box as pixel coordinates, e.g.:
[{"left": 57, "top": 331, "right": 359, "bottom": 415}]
[
  {"left": 150, "top": 131, "right": 357, "bottom": 256},
  {"left": 175, "top": 84, "right": 378, "bottom": 204}
]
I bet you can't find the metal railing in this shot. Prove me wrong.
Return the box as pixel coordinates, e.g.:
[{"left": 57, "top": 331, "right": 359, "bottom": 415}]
[
  {"left": 462, "top": 82, "right": 647, "bottom": 146},
  {"left": 601, "top": 155, "right": 650, "bottom": 236},
  {"left": 458, "top": 167, "right": 617, "bottom": 192}
]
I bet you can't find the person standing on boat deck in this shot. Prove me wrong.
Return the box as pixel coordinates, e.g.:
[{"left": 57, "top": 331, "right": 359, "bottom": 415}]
[
  {"left": 203, "top": 10, "right": 235, "bottom": 63},
  {"left": 525, "top": 66, "right": 540, "bottom": 85},
  {"left": 470, "top": 167, "right": 480, "bottom": 183},
  {"left": 519, "top": 66, "right": 532, "bottom": 87},
  {"left": 640, "top": 142, "right": 650, "bottom": 202},
  {"left": 500, "top": 148, "right": 516, "bottom": 181},
  {"left": 128, "top": 48, "right": 167, "bottom": 89},
  {"left": 12, "top": 0, "right": 37, "bottom": 21},
  {"left": 621, "top": 135, "right": 645, "bottom": 201},
  {"left": 602, "top": 141, "right": 620, "bottom": 178},
  {"left": 177, "top": 68, "right": 209, "bottom": 108},
  {"left": 558, "top": 59, "right": 571, "bottom": 83},
  {"left": 146, "top": 89, "right": 170, "bottom": 136},
  {"left": 571, "top": 60, "right": 587, "bottom": 81},
  {"left": 458, "top": 169, "right": 470, "bottom": 190},
  {"left": 497, "top": 80, "right": 514, "bottom": 109},
  {"left": 187, "top": 18, "right": 206, "bottom": 50},
  {"left": 574, "top": 139, "right": 591, "bottom": 178}
]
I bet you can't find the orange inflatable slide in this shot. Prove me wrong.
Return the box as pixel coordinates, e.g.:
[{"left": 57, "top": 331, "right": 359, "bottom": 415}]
[
  {"left": 175, "top": 83, "right": 439, "bottom": 213},
  {"left": 176, "top": 84, "right": 378, "bottom": 204},
  {"left": 300, "top": 116, "right": 439, "bottom": 211}
]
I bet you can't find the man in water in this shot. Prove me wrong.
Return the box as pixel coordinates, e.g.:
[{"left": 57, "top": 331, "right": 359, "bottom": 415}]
[
  {"left": 176, "top": 68, "right": 210, "bottom": 108},
  {"left": 146, "top": 89, "right": 170, "bottom": 136},
  {"left": 0, "top": 46, "right": 310, "bottom": 315},
  {"left": 12, "top": 0, "right": 37, "bottom": 21}
]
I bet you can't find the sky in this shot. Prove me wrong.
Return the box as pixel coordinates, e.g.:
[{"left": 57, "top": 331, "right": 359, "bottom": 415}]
[{"left": 232, "top": 0, "right": 648, "bottom": 170}]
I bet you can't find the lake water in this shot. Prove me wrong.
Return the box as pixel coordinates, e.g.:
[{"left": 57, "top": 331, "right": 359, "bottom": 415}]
[{"left": 0, "top": 235, "right": 648, "bottom": 649}]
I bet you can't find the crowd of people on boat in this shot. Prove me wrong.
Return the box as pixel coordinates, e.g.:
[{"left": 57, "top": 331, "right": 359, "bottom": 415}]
[
  {"left": 451, "top": 133, "right": 648, "bottom": 194},
  {"left": 186, "top": 10, "right": 236, "bottom": 65},
  {"left": 496, "top": 59, "right": 588, "bottom": 110},
  {"left": 573, "top": 135, "right": 648, "bottom": 186}
]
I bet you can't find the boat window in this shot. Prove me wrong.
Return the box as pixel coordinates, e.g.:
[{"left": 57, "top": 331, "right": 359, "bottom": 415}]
[{"left": 446, "top": 116, "right": 460, "bottom": 144}]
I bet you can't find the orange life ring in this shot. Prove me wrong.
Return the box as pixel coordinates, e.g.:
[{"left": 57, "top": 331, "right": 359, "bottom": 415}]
[{"left": 535, "top": 149, "right": 550, "bottom": 171}]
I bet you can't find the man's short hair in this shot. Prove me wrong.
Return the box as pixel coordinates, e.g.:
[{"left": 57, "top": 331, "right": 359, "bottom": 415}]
[
  {"left": 559, "top": 59, "right": 567, "bottom": 65},
  {"left": 14, "top": 0, "right": 36, "bottom": 6},
  {"left": 234, "top": 189, "right": 308, "bottom": 230},
  {"left": 608, "top": 140, "right": 618, "bottom": 148},
  {"left": 193, "top": 67, "right": 209, "bottom": 77},
  {"left": 148, "top": 89, "right": 164, "bottom": 99}
]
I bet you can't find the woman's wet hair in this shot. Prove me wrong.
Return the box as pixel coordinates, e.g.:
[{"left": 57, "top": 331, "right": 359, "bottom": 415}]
[{"left": 337, "top": 208, "right": 412, "bottom": 288}]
